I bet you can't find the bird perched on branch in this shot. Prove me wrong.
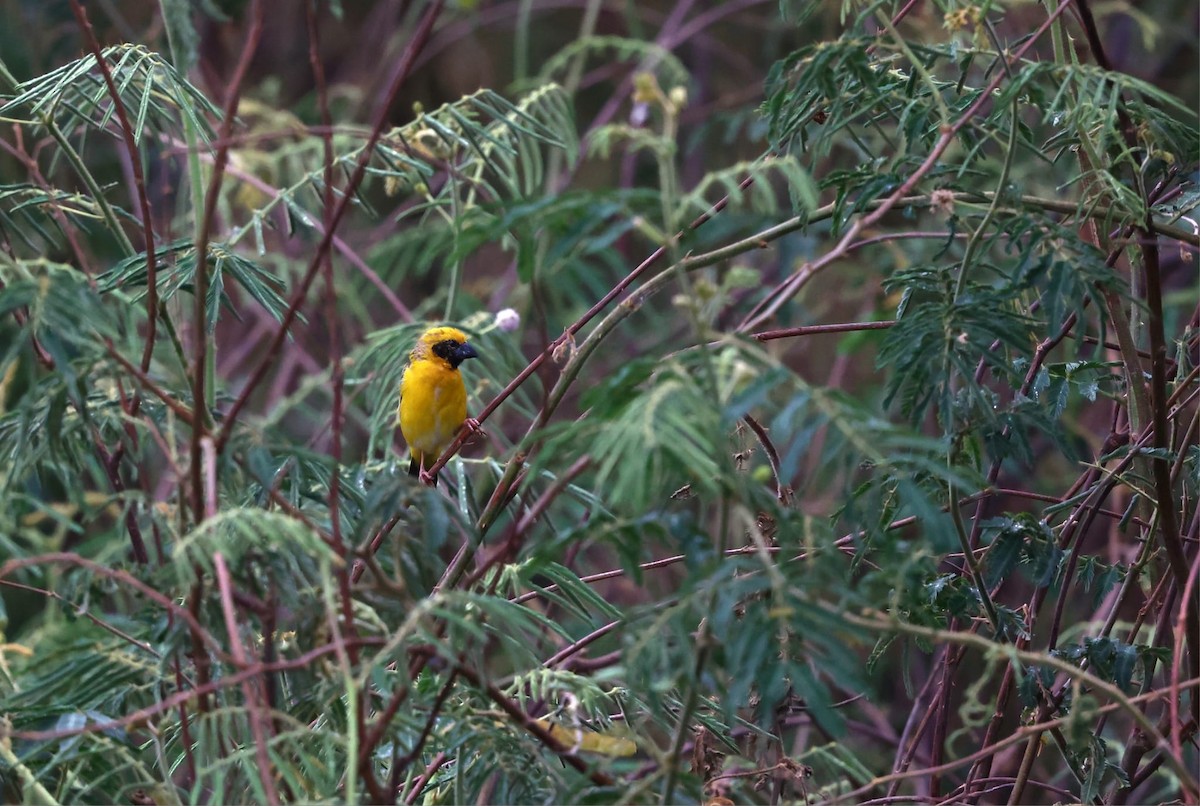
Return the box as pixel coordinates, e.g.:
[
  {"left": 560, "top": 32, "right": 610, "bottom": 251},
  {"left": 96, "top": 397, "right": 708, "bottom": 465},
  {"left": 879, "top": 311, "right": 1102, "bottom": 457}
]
[{"left": 398, "top": 326, "right": 480, "bottom": 485}]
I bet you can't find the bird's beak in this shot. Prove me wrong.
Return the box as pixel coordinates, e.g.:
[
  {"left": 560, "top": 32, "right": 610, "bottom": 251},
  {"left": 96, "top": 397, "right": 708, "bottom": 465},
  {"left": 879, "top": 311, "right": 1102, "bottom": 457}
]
[{"left": 452, "top": 342, "right": 479, "bottom": 366}]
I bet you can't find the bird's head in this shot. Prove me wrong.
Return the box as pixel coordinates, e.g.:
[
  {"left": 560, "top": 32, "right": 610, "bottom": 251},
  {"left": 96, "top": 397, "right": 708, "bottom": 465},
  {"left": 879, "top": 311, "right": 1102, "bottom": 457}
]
[{"left": 412, "top": 326, "right": 479, "bottom": 370}]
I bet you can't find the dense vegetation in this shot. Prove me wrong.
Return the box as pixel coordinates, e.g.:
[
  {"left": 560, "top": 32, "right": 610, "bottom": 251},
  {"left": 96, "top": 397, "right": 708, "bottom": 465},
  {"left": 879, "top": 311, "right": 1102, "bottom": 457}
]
[{"left": 1, "top": 1, "right": 1197, "bottom": 803}]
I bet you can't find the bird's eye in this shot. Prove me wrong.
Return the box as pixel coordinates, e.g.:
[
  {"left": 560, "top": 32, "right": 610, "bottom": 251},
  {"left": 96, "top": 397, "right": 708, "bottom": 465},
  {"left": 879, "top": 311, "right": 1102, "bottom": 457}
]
[{"left": 432, "top": 340, "right": 460, "bottom": 360}]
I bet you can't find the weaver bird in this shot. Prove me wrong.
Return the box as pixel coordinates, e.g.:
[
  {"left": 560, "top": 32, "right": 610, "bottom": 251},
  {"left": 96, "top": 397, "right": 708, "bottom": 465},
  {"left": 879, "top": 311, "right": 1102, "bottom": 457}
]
[{"left": 398, "top": 326, "right": 480, "bottom": 485}]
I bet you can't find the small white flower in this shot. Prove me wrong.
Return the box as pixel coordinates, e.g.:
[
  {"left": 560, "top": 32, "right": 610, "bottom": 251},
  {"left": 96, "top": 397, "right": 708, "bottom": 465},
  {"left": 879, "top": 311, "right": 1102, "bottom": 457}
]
[{"left": 495, "top": 308, "right": 520, "bottom": 332}]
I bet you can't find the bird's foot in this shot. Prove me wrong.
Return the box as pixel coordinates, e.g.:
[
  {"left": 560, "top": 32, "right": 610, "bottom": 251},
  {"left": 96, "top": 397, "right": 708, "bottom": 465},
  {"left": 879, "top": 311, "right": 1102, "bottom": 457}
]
[
  {"left": 463, "top": 417, "right": 486, "bottom": 441},
  {"left": 418, "top": 467, "right": 439, "bottom": 486}
]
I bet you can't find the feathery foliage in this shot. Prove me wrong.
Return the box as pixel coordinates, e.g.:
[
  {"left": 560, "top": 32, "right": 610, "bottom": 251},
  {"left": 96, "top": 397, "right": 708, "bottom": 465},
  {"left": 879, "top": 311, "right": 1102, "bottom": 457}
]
[{"left": 0, "top": 1, "right": 1197, "bottom": 804}]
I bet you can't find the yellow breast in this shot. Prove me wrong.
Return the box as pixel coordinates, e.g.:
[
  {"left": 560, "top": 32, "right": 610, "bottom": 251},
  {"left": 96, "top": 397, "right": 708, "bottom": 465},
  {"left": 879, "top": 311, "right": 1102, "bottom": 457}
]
[{"left": 398, "top": 358, "right": 468, "bottom": 466}]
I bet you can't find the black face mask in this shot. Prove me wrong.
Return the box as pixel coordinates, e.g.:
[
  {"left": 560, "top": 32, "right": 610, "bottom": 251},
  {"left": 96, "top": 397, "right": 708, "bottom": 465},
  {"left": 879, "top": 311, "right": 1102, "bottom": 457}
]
[{"left": 433, "top": 339, "right": 479, "bottom": 369}]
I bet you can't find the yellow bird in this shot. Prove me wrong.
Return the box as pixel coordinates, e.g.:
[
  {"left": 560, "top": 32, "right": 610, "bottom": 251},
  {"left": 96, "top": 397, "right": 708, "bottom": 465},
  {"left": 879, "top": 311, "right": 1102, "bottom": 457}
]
[{"left": 398, "top": 326, "right": 480, "bottom": 485}]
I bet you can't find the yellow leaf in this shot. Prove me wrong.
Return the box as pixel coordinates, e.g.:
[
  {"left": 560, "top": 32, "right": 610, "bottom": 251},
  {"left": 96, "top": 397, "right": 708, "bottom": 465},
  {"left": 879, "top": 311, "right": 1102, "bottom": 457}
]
[{"left": 535, "top": 718, "right": 637, "bottom": 757}]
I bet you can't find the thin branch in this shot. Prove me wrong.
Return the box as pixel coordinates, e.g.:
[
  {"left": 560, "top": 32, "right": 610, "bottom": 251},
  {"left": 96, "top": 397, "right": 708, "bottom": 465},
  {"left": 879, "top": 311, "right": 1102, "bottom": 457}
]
[
  {"left": 1143, "top": 227, "right": 1197, "bottom": 704},
  {"left": 754, "top": 320, "right": 895, "bottom": 342},
  {"left": 215, "top": 551, "right": 280, "bottom": 806},
  {"left": 188, "top": 0, "right": 265, "bottom": 524}
]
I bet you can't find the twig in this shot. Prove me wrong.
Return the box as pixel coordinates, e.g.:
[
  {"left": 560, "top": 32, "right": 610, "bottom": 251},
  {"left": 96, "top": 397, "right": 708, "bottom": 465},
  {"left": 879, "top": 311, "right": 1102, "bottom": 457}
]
[
  {"left": 188, "top": 0, "right": 265, "bottom": 523},
  {"left": 1169, "top": 534, "right": 1200, "bottom": 763},
  {"left": 1142, "top": 230, "right": 1197, "bottom": 713},
  {"left": 742, "top": 414, "right": 789, "bottom": 503},
  {"left": 0, "top": 579, "right": 158, "bottom": 656},
  {"left": 754, "top": 320, "right": 895, "bottom": 342},
  {"left": 215, "top": 552, "right": 280, "bottom": 805},
  {"left": 391, "top": 671, "right": 459, "bottom": 788},
  {"left": 402, "top": 751, "right": 448, "bottom": 804},
  {"left": 464, "top": 456, "right": 591, "bottom": 589},
  {"left": 0, "top": 553, "right": 224, "bottom": 657}
]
